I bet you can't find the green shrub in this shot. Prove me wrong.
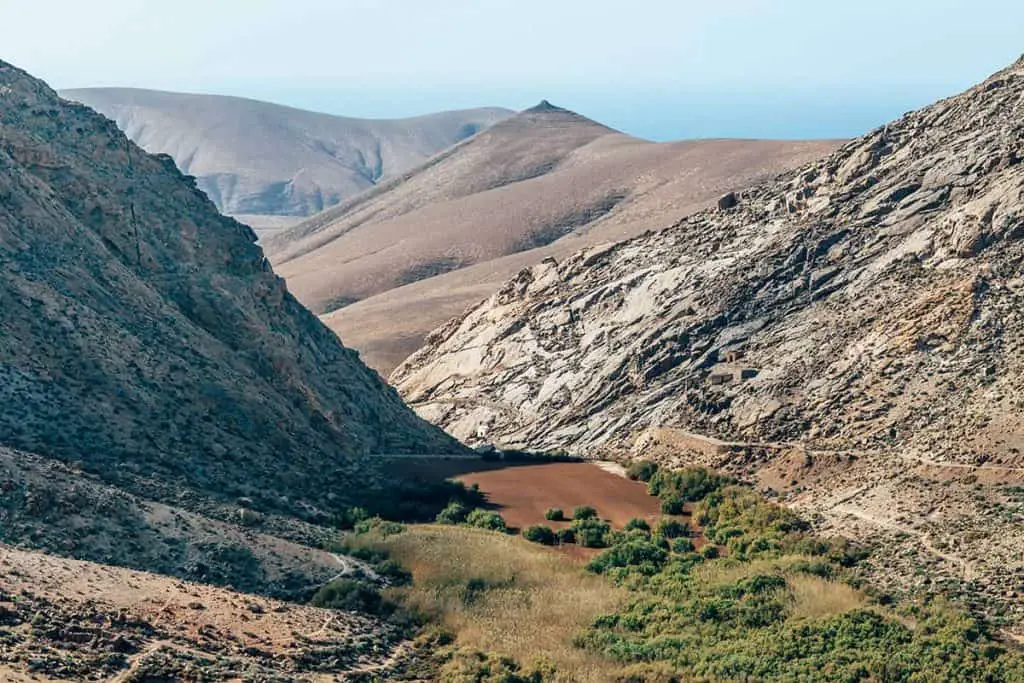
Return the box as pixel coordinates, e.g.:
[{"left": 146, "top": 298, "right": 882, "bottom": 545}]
[
  {"left": 555, "top": 528, "right": 576, "bottom": 545},
  {"left": 330, "top": 505, "right": 369, "bottom": 530},
  {"left": 626, "top": 460, "right": 659, "bottom": 482},
  {"left": 701, "top": 545, "right": 720, "bottom": 559},
  {"left": 573, "top": 505, "right": 598, "bottom": 520},
  {"left": 660, "top": 498, "right": 685, "bottom": 515},
  {"left": 436, "top": 501, "right": 470, "bottom": 525},
  {"left": 624, "top": 518, "right": 651, "bottom": 533},
  {"left": 441, "top": 648, "right": 549, "bottom": 683},
  {"left": 587, "top": 540, "right": 668, "bottom": 575},
  {"left": 654, "top": 519, "right": 689, "bottom": 540},
  {"left": 373, "top": 558, "right": 413, "bottom": 586},
  {"left": 354, "top": 516, "right": 406, "bottom": 537},
  {"left": 522, "top": 525, "right": 556, "bottom": 545},
  {"left": 671, "top": 538, "right": 695, "bottom": 553},
  {"left": 466, "top": 509, "right": 508, "bottom": 532},
  {"left": 310, "top": 579, "right": 391, "bottom": 615},
  {"left": 544, "top": 507, "right": 565, "bottom": 521},
  {"left": 572, "top": 518, "right": 612, "bottom": 548},
  {"left": 648, "top": 467, "right": 731, "bottom": 503}
]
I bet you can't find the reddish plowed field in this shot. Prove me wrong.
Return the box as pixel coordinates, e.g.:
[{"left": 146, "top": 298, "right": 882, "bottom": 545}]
[{"left": 454, "top": 462, "right": 666, "bottom": 530}]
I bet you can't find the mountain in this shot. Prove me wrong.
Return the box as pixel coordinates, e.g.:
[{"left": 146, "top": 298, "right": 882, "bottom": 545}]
[
  {"left": 0, "top": 59, "right": 464, "bottom": 534},
  {"left": 394, "top": 58, "right": 1024, "bottom": 620},
  {"left": 266, "top": 102, "right": 839, "bottom": 373},
  {"left": 60, "top": 87, "right": 512, "bottom": 233}
]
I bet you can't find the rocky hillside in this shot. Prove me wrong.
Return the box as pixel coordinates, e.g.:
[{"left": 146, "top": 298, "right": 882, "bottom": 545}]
[
  {"left": 0, "top": 60, "right": 464, "bottom": 522},
  {"left": 62, "top": 87, "right": 511, "bottom": 233},
  {"left": 0, "top": 545, "right": 412, "bottom": 681},
  {"left": 394, "top": 59, "right": 1024, "bottom": 623},
  {"left": 268, "top": 101, "right": 837, "bottom": 373}
]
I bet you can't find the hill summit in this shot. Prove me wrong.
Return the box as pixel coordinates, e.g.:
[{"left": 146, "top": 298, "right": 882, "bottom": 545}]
[
  {"left": 265, "top": 100, "right": 837, "bottom": 373},
  {"left": 61, "top": 87, "right": 513, "bottom": 232}
]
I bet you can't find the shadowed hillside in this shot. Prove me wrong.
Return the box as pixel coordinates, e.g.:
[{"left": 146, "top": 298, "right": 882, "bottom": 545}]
[{"left": 0, "top": 61, "right": 465, "bottom": 523}]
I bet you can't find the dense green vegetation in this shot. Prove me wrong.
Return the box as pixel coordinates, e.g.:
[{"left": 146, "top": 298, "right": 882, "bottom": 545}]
[
  {"left": 573, "top": 505, "right": 599, "bottom": 520},
  {"left": 569, "top": 471, "right": 1024, "bottom": 681},
  {"left": 466, "top": 509, "right": 508, "bottom": 532},
  {"left": 573, "top": 518, "right": 613, "bottom": 548},
  {"left": 625, "top": 459, "right": 658, "bottom": 482},
  {"left": 329, "top": 464, "right": 1024, "bottom": 682}
]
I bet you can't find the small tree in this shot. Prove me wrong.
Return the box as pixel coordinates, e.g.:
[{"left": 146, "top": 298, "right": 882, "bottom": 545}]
[
  {"left": 466, "top": 508, "right": 508, "bottom": 532},
  {"left": 660, "top": 498, "right": 685, "bottom": 515},
  {"left": 522, "top": 525, "right": 556, "bottom": 545},
  {"left": 544, "top": 507, "right": 565, "bottom": 521},
  {"left": 624, "top": 518, "right": 651, "bottom": 533},
  {"left": 626, "top": 460, "right": 659, "bottom": 482},
  {"left": 655, "top": 519, "right": 689, "bottom": 540},
  {"left": 671, "top": 538, "right": 695, "bottom": 553},
  {"left": 436, "top": 501, "right": 469, "bottom": 525},
  {"left": 573, "top": 518, "right": 611, "bottom": 548},
  {"left": 587, "top": 540, "right": 668, "bottom": 575},
  {"left": 573, "top": 505, "right": 598, "bottom": 521},
  {"left": 556, "top": 528, "right": 576, "bottom": 545},
  {"left": 701, "top": 545, "right": 720, "bottom": 560},
  {"left": 310, "top": 579, "right": 390, "bottom": 615}
]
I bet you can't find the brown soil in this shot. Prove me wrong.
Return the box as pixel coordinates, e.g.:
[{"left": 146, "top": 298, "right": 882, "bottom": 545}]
[
  {"left": 376, "top": 458, "right": 711, "bottom": 556},
  {"left": 454, "top": 462, "right": 664, "bottom": 531}
]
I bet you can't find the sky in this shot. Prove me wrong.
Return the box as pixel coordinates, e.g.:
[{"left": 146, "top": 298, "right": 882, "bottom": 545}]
[{"left": 3, "top": 0, "right": 1022, "bottom": 140}]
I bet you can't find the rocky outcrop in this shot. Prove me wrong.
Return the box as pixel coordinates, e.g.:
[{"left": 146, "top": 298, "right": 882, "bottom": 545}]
[
  {"left": 267, "top": 97, "right": 838, "bottom": 374},
  {"left": 394, "top": 59, "right": 1024, "bottom": 466},
  {"left": 0, "top": 60, "right": 465, "bottom": 518}
]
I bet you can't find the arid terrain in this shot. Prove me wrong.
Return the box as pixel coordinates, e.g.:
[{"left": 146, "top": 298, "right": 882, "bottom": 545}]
[
  {"left": 63, "top": 87, "right": 512, "bottom": 235},
  {"left": 3, "top": 38, "right": 1024, "bottom": 682},
  {"left": 395, "top": 58, "right": 1024, "bottom": 635},
  {"left": 0, "top": 58, "right": 470, "bottom": 679},
  {"left": 264, "top": 102, "right": 839, "bottom": 373},
  {"left": 0, "top": 545, "right": 412, "bottom": 682}
]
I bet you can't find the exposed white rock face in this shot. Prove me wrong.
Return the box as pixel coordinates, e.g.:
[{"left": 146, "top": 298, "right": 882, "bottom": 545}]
[{"left": 394, "top": 58, "right": 1024, "bottom": 468}]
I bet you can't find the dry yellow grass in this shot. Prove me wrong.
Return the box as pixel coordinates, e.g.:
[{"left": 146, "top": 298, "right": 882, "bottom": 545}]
[
  {"left": 348, "top": 524, "right": 626, "bottom": 682},
  {"left": 786, "top": 573, "right": 866, "bottom": 619}
]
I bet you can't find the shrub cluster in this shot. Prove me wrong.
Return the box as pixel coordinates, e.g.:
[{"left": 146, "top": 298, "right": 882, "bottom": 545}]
[
  {"left": 522, "top": 524, "right": 556, "bottom": 545},
  {"left": 648, "top": 467, "right": 732, "bottom": 515},
  {"left": 571, "top": 466, "right": 1024, "bottom": 681},
  {"left": 572, "top": 505, "right": 598, "bottom": 521},
  {"left": 544, "top": 507, "right": 565, "bottom": 521},
  {"left": 572, "top": 518, "right": 612, "bottom": 548},
  {"left": 435, "top": 502, "right": 508, "bottom": 533},
  {"left": 625, "top": 460, "right": 658, "bottom": 482}
]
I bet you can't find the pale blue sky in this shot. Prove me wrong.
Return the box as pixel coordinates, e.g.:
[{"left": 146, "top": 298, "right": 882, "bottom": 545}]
[{"left": 5, "top": 1, "right": 1022, "bottom": 139}]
